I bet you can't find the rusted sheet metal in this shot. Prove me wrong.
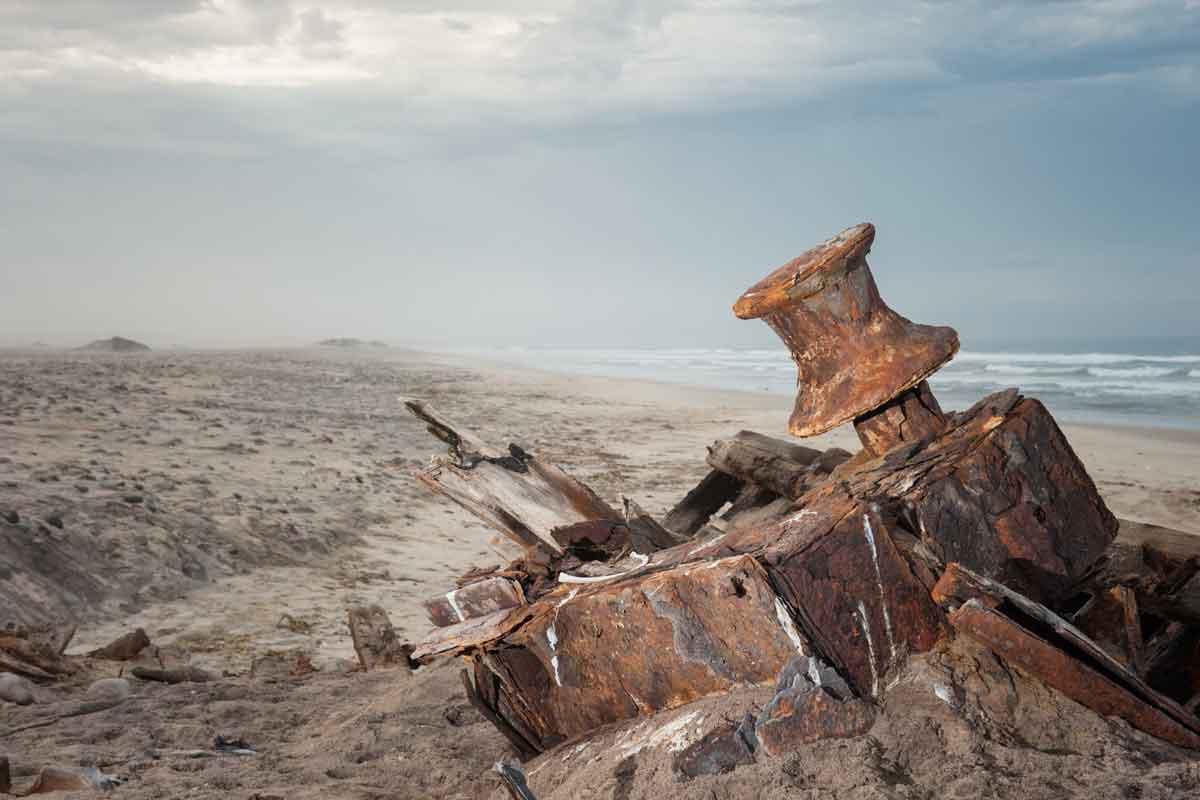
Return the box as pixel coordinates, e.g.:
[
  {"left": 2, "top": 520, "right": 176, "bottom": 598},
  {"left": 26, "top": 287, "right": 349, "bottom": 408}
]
[
  {"left": 476, "top": 555, "right": 809, "bottom": 749},
  {"left": 951, "top": 600, "right": 1200, "bottom": 750},
  {"left": 764, "top": 500, "right": 948, "bottom": 698},
  {"left": 424, "top": 576, "right": 526, "bottom": 628},
  {"left": 412, "top": 605, "right": 538, "bottom": 664},
  {"left": 853, "top": 380, "right": 946, "bottom": 457},
  {"left": 733, "top": 222, "right": 959, "bottom": 437},
  {"left": 939, "top": 563, "right": 1200, "bottom": 736},
  {"left": 836, "top": 390, "right": 1117, "bottom": 604}
]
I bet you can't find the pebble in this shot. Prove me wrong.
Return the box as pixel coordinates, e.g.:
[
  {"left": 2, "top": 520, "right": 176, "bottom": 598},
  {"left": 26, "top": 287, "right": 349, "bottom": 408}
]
[
  {"left": 1, "top": 510, "right": 17, "bottom": 525},
  {"left": 86, "top": 677, "right": 132, "bottom": 704},
  {"left": 0, "top": 672, "right": 35, "bottom": 705}
]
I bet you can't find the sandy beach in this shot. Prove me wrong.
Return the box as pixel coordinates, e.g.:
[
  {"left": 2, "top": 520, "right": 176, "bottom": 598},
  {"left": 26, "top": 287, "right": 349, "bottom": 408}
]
[{"left": 2, "top": 346, "right": 1199, "bottom": 798}]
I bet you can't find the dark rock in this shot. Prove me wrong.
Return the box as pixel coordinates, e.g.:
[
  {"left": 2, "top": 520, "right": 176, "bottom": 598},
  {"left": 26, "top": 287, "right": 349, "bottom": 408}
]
[{"left": 673, "top": 720, "right": 756, "bottom": 778}]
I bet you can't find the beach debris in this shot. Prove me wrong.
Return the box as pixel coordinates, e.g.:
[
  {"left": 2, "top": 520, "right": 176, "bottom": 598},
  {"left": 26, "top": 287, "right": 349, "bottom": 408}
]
[
  {"left": 86, "top": 628, "right": 150, "bottom": 661},
  {"left": 131, "top": 665, "right": 214, "bottom": 684},
  {"left": 423, "top": 578, "right": 525, "bottom": 629},
  {"left": 494, "top": 759, "right": 538, "bottom": 800},
  {"left": 214, "top": 735, "right": 257, "bottom": 756},
  {"left": 661, "top": 469, "right": 742, "bottom": 537},
  {"left": 1, "top": 763, "right": 123, "bottom": 796},
  {"left": 0, "top": 624, "right": 76, "bottom": 681},
  {"left": 346, "top": 605, "right": 416, "bottom": 670},
  {"left": 404, "top": 399, "right": 619, "bottom": 558},
  {"left": 403, "top": 221, "right": 1200, "bottom": 763}
]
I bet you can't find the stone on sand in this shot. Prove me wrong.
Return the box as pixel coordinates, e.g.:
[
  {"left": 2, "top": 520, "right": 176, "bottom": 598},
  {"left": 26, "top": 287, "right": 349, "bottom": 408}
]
[
  {"left": 0, "top": 672, "right": 35, "bottom": 705},
  {"left": 86, "top": 677, "right": 132, "bottom": 704}
]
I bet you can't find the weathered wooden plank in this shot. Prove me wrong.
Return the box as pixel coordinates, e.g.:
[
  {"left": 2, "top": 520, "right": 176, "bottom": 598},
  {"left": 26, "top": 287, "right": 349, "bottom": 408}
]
[
  {"left": 413, "top": 606, "right": 538, "bottom": 663},
  {"left": 406, "top": 399, "right": 620, "bottom": 556},
  {"left": 951, "top": 600, "right": 1200, "bottom": 750},
  {"left": 424, "top": 577, "right": 526, "bottom": 628},
  {"left": 706, "top": 431, "right": 822, "bottom": 499},
  {"left": 661, "top": 469, "right": 743, "bottom": 537}
]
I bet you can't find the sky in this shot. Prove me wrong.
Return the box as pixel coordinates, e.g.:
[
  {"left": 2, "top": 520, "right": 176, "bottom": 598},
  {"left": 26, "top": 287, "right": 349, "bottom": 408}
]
[{"left": 0, "top": 0, "right": 1197, "bottom": 350}]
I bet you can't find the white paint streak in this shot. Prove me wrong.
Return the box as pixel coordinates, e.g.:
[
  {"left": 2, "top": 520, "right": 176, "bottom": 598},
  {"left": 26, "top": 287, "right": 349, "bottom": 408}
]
[
  {"left": 445, "top": 589, "right": 466, "bottom": 622},
  {"left": 559, "top": 552, "right": 649, "bottom": 584},
  {"left": 774, "top": 597, "right": 808, "bottom": 656},
  {"left": 787, "top": 509, "right": 818, "bottom": 525},
  {"left": 857, "top": 600, "right": 880, "bottom": 697},
  {"left": 862, "top": 512, "right": 897, "bottom": 659},
  {"left": 546, "top": 589, "right": 578, "bottom": 687},
  {"left": 934, "top": 683, "right": 956, "bottom": 707}
]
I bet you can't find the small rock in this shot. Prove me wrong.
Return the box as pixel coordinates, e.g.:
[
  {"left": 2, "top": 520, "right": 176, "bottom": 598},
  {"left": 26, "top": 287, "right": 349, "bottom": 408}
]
[
  {"left": 1, "top": 510, "right": 17, "bottom": 525},
  {"left": 45, "top": 513, "right": 64, "bottom": 529},
  {"left": 0, "top": 672, "right": 35, "bottom": 705},
  {"left": 86, "top": 677, "right": 132, "bottom": 704},
  {"left": 673, "top": 719, "right": 757, "bottom": 778},
  {"left": 123, "top": 495, "right": 144, "bottom": 505}
]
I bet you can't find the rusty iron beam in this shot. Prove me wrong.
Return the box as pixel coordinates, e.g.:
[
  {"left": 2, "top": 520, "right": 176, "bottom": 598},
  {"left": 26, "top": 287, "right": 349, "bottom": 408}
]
[{"left": 951, "top": 600, "right": 1200, "bottom": 750}]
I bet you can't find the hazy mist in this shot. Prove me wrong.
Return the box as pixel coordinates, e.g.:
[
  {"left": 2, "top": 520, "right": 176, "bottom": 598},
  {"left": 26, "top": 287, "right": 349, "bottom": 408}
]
[{"left": 1, "top": 1, "right": 1197, "bottom": 350}]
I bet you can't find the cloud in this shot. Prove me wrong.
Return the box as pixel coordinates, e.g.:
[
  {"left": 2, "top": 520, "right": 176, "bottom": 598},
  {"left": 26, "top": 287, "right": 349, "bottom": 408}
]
[{"left": 0, "top": 0, "right": 1195, "bottom": 153}]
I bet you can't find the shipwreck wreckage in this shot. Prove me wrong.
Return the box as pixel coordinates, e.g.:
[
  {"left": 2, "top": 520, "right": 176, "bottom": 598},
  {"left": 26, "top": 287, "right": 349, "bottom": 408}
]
[{"left": 405, "top": 222, "right": 1200, "bottom": 783}]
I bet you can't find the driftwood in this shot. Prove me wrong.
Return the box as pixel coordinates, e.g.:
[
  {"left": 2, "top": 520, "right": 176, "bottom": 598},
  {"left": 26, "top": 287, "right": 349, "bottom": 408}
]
[
  {"left": 661, "top": 469, "right": 742, "bottom": 537},
  {"left": 405, "top": 399, "right": 620, "bottom": 556},
  {"left": 347, "top": 605, "right": 415, "bottom": 669},
  {"left": 706, "top": 431, "right": 821, "bottom": 499}
]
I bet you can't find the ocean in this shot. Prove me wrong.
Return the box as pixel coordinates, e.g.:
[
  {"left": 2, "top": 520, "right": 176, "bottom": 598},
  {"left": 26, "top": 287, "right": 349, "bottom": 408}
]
[{"left": 469, "top": 337, "right": 1200, "bottom": 431}]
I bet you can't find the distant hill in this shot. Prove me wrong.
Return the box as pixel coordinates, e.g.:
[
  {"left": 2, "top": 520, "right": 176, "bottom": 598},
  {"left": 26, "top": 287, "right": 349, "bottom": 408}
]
[
  {"left": 78, "top": 337, "right": 151, "bottom": 353},
  {"left": 316, "top": 338, "right": 388, "bottom": 349}
]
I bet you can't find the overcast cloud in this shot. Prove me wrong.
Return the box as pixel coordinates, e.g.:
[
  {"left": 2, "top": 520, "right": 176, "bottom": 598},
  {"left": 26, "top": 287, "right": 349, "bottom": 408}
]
[{"left": 1, "top": 1, "right": 1197, "bottom": 348}]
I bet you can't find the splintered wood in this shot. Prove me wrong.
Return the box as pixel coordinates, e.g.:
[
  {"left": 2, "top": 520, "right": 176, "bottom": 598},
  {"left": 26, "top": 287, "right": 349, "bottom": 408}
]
[{"left": 403, "top": 221, "right": 1200, "bottom": 758}]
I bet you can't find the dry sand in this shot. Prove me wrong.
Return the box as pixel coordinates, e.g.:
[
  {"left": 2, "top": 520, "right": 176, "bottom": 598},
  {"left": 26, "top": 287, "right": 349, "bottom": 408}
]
[{"left": 1, "top": 347, "right": 1198, "bottom": 798}]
